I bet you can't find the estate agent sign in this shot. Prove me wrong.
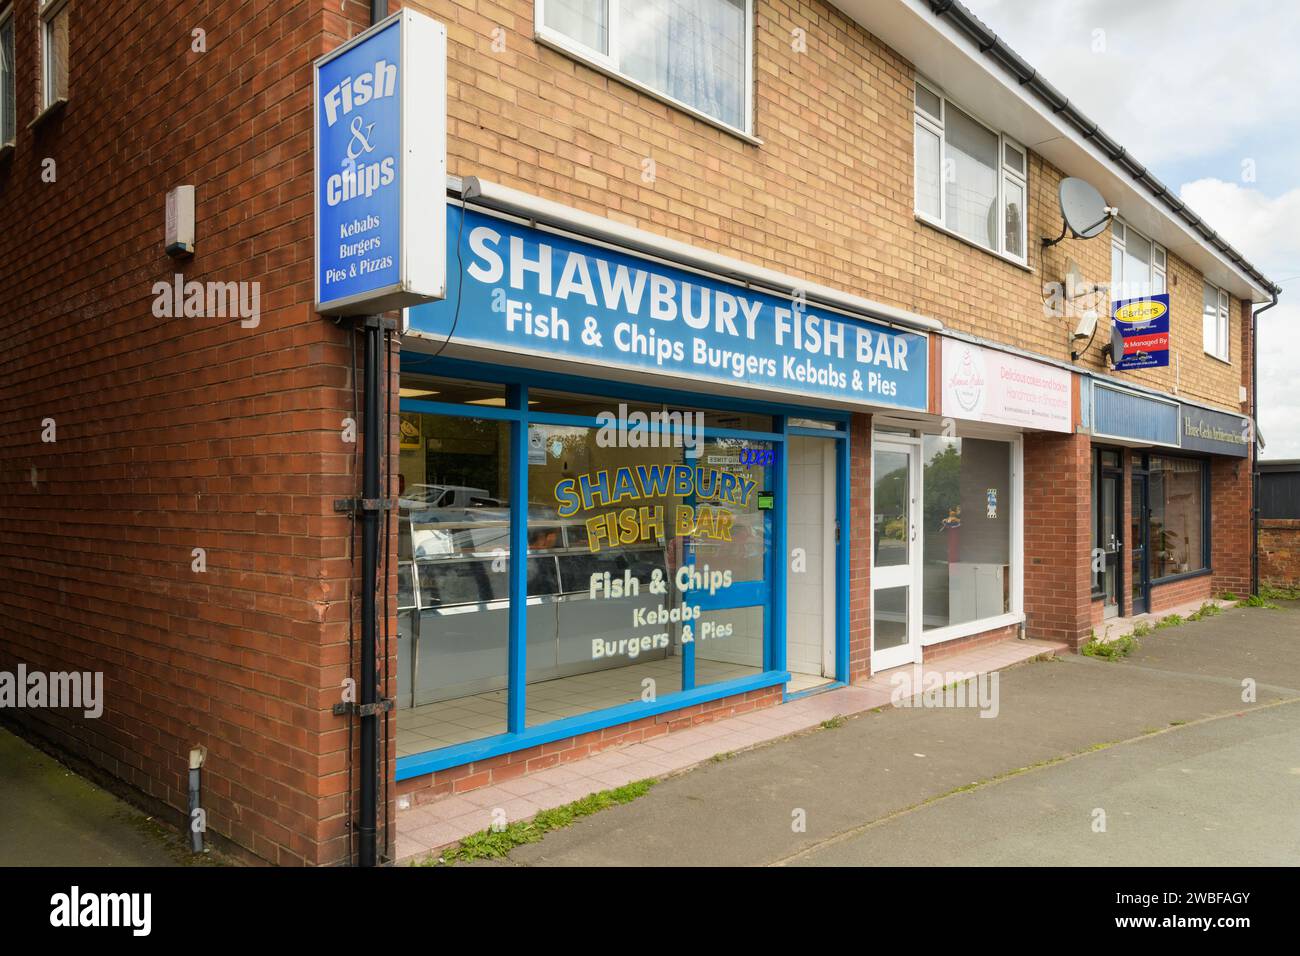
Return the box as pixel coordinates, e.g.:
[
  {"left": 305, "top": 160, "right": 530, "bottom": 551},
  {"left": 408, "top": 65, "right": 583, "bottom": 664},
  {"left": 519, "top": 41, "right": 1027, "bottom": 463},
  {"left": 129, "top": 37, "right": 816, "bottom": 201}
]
[
  {"left": 1111, "top": 292, "right": 1171, "bottom": 371},
  {"left": 314, "top": 9, "right": 446, "bottom": 314}
]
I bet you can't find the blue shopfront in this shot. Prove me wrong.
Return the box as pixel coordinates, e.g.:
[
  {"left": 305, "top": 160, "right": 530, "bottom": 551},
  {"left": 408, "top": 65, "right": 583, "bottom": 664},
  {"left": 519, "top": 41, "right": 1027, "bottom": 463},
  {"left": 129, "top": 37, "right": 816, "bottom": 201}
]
[{"left": 393, "top": 199, "right": 930, "bottom": 781}]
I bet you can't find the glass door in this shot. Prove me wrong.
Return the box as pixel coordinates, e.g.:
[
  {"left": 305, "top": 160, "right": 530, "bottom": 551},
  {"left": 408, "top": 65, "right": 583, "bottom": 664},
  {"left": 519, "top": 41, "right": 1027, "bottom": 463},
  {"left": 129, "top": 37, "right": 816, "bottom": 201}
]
[
  {"left": 786, "top": 434, "right": 839, "bottom": 687},
  {"left": 1130, "top": 472, "right": 1150, "bottom": 615},
  {"left": 872, "top": 439, "right": 921, "bottom": 672},
  {"left": 1096, "top": 451, "right": 1123, "bottom": 619}
]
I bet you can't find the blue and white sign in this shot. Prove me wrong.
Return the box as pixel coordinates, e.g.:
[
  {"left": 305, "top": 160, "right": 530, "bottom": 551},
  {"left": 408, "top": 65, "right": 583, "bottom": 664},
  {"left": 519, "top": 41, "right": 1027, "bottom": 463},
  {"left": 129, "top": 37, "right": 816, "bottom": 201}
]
[
  {"left": 1111, "top": 292, "right": 1171, "bottom": 371},
  {"left": 314, "top": 10, "right": 446, "bottom": 315},
  {"left": 408, "top": 207, "right": 929, "bottom": 410}
]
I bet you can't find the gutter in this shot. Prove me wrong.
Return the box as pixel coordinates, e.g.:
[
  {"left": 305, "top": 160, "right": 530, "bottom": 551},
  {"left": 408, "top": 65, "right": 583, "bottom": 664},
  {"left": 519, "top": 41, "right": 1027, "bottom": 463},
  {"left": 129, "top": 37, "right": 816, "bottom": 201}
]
[{"left": 928, "top": 0, "right": 1282, "bottom": 301}]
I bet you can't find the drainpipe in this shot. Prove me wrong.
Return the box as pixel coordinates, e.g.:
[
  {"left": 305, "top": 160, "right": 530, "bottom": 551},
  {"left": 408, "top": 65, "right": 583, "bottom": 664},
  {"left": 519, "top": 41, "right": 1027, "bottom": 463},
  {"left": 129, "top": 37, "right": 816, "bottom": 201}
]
[
  {"left": 1250, "top": 292, "right": 1279, "bottom": 596},
  {"left": 358, "top": 0, "right": 387, "bottom": 871}
]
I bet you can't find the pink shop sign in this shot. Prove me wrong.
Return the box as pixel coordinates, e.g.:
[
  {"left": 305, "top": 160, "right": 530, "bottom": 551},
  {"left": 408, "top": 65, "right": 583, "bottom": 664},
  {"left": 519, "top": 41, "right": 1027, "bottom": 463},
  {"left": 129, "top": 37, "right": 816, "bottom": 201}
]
[{"left": 941, "top": 339, "right": 1072, "bottom": 433}]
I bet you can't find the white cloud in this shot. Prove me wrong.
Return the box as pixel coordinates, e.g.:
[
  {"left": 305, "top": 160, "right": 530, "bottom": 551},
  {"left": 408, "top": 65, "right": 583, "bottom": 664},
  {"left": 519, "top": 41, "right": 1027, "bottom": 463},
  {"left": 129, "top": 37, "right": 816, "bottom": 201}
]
[{"left": 962, "top": 0, "right": 1300, "bottom": 170}]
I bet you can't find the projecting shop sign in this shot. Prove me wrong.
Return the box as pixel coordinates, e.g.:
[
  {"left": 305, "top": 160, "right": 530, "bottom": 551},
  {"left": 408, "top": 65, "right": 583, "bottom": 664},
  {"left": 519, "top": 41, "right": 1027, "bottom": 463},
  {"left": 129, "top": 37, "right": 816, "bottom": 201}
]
[{"left": 313, "top": 9, "right": 446, "bottom": 314}]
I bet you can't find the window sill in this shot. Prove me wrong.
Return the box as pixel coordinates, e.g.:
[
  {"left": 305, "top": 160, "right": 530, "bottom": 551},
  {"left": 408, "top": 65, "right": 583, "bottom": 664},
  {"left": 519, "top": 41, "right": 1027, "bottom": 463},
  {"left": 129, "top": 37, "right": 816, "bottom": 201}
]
[
  {"left": 920, "top": 611, "right": 1024, "bottom": 647},
  {"left": 27, "top": 97, "right": 66, "bottom": 130},
  {"left": 915, "top": 213, "right": 1032, "bottom": 273},
  {"left": 395, "top": 668, "right": 790, "bottom": 780},
  {"left": 1203, "top": 350, "right": 1232, "bottom": 367},
  {"left": 1150, "top": 567, "right": 1212, "bottom": 588},
  {"left": 534, "top": 31, "right": 762, "bottom": 147}
]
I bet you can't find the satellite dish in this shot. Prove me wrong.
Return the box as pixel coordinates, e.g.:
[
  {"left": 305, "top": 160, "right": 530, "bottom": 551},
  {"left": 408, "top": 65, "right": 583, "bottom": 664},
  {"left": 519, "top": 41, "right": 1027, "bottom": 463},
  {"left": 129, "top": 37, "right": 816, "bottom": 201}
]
[
  {"left": 1102, "top": 323, "right": 1127, "bottom": 368},
  {"left": 1060, "top": 178, "right": 1110, "bottom": 238},
  {"left": 1044, "top": 178, "right": 1115, "bottom": 247}
]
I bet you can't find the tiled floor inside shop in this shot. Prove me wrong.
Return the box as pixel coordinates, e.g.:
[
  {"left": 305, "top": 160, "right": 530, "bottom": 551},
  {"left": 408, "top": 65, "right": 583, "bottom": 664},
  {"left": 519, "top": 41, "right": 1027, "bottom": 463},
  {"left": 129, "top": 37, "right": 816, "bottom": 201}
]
[{"left": 398, "top": 657, "right": 764, "bottom": 755}]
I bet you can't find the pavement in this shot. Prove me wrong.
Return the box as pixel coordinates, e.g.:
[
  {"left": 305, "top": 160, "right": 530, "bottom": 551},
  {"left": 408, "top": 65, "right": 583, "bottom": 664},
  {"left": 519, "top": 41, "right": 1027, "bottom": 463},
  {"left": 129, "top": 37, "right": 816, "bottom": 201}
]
[
  {"left": 0, "top": 727, "right": 189, "bottom": 867},
  {"left": 484, "top": 600, "right": 1300, "bottom": 866},
  {"left": 3, "top": 599, "right": 1295, "bottom": 867},
  {"left": 396, "top": 636, "right": 1066, "bottom": 860}
]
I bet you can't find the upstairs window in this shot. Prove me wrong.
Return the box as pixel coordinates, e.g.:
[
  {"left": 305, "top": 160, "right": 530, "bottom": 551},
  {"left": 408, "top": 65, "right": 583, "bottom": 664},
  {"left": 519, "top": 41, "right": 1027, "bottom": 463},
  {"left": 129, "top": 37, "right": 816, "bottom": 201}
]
[
  {"left": 1110, "top": 221, "right": 1166, "bottom": 303},
  {"left": 537, "top": 0, "right": 752, "bottom": 135},
  {"left": 40, "top": 0, "right": 69, "bottom": 110},
  {"left": 1203, "top": 282, "right": 1231, "bottom": 362},
  {"left": 914, "top": 78, "right": 1027, "bottom": 263},
  {"left": 1, "top": 6, "right": 14, "bottom": 146}
]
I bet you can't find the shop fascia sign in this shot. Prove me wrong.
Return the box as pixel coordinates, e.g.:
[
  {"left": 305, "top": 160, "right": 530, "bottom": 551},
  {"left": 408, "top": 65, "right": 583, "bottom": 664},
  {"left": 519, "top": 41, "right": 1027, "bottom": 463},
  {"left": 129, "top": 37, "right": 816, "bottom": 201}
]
[
  {"left": 1180, "top": 405, "right": 1250, "bottom": 458},
  {"left": 407, "top": 206, "right": 929, "bottom": 411},
  {"left": 941, "top": 339, "right": 1071, "bottom": 433},
  {"left": 1110, "top": 293, "right": 1170, "bottom": 371},
  {"left": 313, "top": 9, "right": 446, "bottom": 315}
]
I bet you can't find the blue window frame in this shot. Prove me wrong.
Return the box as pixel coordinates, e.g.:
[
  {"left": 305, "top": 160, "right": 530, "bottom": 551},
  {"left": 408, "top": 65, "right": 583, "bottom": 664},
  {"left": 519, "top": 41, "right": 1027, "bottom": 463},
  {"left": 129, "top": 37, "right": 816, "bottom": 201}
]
[{"left": 394, "top": 355, "right": 851, "bottom": 780}]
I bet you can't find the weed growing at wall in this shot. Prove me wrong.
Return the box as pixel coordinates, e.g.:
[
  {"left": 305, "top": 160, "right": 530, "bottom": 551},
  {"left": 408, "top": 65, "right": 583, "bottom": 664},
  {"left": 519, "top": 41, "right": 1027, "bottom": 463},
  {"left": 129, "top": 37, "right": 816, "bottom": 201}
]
[
  {"left": 1082, "top": 634, "right": 1138, "bottom": 661},
  {"left": 417, "top": 779, "right": 657, "bottom": 865}
]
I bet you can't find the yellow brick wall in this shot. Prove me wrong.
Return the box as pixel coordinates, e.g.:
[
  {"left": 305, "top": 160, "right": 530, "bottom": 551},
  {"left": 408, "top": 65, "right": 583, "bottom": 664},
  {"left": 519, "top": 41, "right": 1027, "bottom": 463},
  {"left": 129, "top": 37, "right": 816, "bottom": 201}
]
[{"left": 404, "top": 0, "right": 1246, "bottom": 413}]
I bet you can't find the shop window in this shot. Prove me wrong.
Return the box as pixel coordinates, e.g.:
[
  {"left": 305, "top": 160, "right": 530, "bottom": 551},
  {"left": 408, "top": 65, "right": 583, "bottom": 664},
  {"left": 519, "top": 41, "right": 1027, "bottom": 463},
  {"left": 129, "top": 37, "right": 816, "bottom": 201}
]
[
  {"left": 397, "top": 416, "right": 512, "bottom": 752},
  {"left": 537, "top": 0, "right": 752, "bottom": 135},
  {"left": 0, "top": 6, "right": 15, "bottom": 148},
  {"left": 1148, "top": 456, "right": 1208, "bottom": 579},
  {"left": 920, "top": 436, "right": 1013, "bottom": 630},
  {"left": 40, "top": 0, "right": 69, "bottom": 110},
  {"left": 1203, "top": 282, "right": 1231, "bottom": 362},
  {"left": 522, "top": 422, "right": 768, "bottom": 725},
  {"left": 914, "top": 78, "right": 1027, "bottom": 263},
  {"left": 1110, "top": 221, "right": 1166, "bottom": 302},
  {"left": 396, "top": 392, "right": 776, "bottom": 758}
]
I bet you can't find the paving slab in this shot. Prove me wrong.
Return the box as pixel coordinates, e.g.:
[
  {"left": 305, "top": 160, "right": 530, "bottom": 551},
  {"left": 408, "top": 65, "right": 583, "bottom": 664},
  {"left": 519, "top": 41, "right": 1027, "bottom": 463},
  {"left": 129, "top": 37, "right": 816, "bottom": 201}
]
[{"left": 0, "top": 728, "right": 184, "bottom": 867}]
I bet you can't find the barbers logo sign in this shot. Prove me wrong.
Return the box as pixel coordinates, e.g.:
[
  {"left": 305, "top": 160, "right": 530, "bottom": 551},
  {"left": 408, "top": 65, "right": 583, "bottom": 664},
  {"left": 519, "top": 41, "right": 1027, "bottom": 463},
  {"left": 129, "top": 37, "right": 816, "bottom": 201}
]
[
  {"left": 1111, "top": 292, "right": 1170, "bottom": 371},
  {"left": 313, "top": 10, "right": 447, "bottom": 314}
]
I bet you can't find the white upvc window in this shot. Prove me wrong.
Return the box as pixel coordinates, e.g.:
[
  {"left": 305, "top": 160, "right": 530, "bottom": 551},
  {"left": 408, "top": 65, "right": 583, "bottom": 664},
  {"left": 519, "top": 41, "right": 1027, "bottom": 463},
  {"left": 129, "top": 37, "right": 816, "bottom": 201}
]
[
  {"left": 913, "top": 77, "right": 1027, "bottom": 263},
  {"left": 535, "top": 0, "right": 753, "bottom": 137},
  {"left": 1109, "top": 220, "right": 1166, "bottom": 303},
  {"left": 40, "top": 0, "right": 70, "bottom": 110},
  {"left": 1203, "top": 281, "right": 1231, "bottom": 363},
  {"left": 0, "top": 5, "right": 15, "bottom": 147}
]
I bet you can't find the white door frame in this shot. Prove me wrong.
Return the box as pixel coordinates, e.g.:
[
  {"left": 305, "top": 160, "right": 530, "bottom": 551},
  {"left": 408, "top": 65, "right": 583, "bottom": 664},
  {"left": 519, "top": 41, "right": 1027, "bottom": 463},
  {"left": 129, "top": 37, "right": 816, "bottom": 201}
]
[{"left": 871, "top": 436, "right": 923, "bottom": 673}]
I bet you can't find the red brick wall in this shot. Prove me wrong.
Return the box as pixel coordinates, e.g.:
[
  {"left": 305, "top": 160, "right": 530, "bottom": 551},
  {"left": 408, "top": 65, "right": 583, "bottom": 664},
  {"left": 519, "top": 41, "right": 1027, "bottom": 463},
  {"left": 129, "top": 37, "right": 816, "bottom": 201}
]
[
  {"left": 397, "top": 684, "right": 781, "bottom": 805},
  {"left": 1148, "top": 575, "right": 1213, "bottom": 614},
  {"left": 921, "top": 622, "right": 1021, "bottom": 662},
  {"left": 0, "top": 0, "right": 394, "bottom": 867},
  {"left": 847, "top": 412, "right": 872, "bottom": 681},
  {"left": 1209, "top": 455, "right": 1252, "bottom": 597},
  {"left": 1259, "top": 519, "right": 1300, "bottom": 589},
  {"left": 1022, "top": 430, "right": 1093, "bottom": 649}
]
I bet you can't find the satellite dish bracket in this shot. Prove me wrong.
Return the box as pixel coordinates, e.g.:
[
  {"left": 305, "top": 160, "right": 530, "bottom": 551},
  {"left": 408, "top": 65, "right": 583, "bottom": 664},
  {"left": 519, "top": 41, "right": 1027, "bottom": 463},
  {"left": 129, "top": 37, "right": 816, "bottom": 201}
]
[{"left": 1042, "top": 211, "right": 1113, "bottom": 248}]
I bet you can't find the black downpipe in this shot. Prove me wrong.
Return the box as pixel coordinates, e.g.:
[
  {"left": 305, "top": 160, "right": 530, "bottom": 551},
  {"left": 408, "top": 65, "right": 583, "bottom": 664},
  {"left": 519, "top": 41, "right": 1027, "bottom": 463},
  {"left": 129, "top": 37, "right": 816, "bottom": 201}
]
[
  {"left": 356, "top": 0, "right": 387, "bottom": 873},
  {"left": 1251, "top": 293, "right": 1280, "bottom": 596},
  {"left": 358, "top": 319, "right": 381, "bottom": 867}
]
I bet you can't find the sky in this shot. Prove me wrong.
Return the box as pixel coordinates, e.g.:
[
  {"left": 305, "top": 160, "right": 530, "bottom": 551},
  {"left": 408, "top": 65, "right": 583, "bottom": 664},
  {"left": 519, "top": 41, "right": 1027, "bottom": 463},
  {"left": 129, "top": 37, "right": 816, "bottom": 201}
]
[{"left": 962, "top": 0, "right": 1300, "bottom": 458}]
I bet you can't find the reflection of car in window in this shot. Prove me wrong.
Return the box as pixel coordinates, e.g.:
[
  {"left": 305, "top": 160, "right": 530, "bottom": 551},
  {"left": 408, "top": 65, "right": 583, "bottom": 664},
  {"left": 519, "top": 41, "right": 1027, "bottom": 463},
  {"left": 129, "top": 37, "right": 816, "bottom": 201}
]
[{"left": 401, "top": 483, "right": 491, "bottom": 511}]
